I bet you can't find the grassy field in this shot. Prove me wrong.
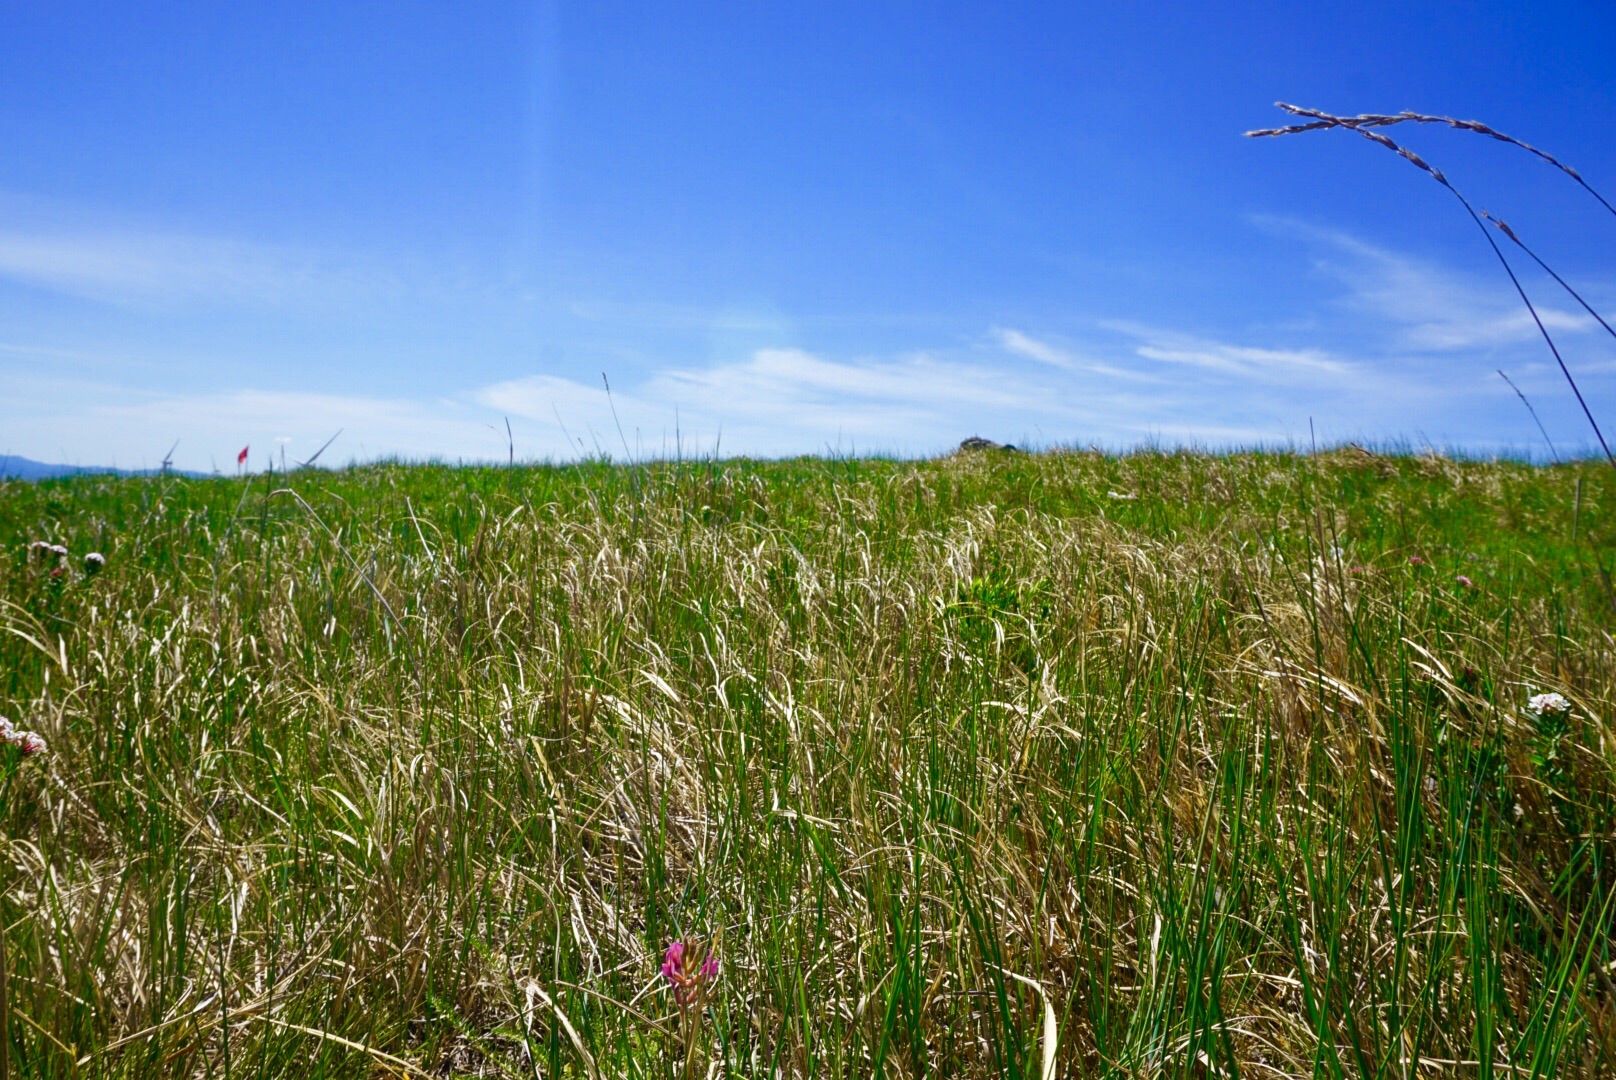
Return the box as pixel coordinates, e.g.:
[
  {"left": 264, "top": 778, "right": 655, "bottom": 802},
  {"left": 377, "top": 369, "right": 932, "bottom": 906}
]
[{"left": 2, "top": 447, "right": 1615, "bottom": 1077}]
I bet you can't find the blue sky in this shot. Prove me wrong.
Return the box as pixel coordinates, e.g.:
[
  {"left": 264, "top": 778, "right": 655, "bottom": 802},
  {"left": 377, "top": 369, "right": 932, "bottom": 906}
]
[{"left": 3, "top": 2, "right": 1615, "bottom": 469}]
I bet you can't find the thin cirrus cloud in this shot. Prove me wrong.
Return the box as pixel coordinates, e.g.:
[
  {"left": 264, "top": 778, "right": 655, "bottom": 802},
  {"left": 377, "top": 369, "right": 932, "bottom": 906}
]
[
  {"left": 1001, "top": 321, "right": 1372, "bottom": 388},
  {"left": 0, "top": 377, "right": 511, "bottom": 470},
  {"left": 473, "top": 346, "right": 1136, "bottom": 456},
  {"left": 1100, "top": 321, "right": 1359, "bottom": 381},
  {"left": 993, "top": 327, "right": 1162, "bottom": 382},
  {"left": 1255, "top": 216, "right": 1602, "bottom": 352},
  {"left": 0, "top": 215, "right": 414, "bottom": 310},
  {"left": 993, "top": 327, "right": 1082, "bottom": 369},
  {"left": 471, "top": 331, "right": 1418, "bottom": 458}
]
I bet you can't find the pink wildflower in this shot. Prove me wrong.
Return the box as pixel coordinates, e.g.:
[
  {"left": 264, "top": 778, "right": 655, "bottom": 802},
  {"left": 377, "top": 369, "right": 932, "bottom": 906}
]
[
  {"left": 1455, "top": 574, "right": 1474, "bottom": 589},
  {"left": 0, "top": 716, "right": 46, "bottom": 757},
  {"left": 660, "top": 940, "right": 684, "bottom": 981},
  {"left": 661, "top": 940, "right": 719, "bottom": 1005},
  {"left": 1408, "top": 555, "right": 1427, "bottom": 567}
]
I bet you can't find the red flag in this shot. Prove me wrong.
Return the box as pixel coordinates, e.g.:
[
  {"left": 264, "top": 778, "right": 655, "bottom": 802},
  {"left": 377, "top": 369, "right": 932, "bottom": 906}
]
[{"left": 237, "top": 445, "right": 250, "bottom": 466}]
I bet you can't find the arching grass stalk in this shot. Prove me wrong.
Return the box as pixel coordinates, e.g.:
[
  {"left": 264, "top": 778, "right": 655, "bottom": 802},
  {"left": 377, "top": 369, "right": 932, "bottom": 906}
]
[
  {"left": 1498, "top": 369, "right": 1561, "bottom": 465},
  {"left": 1247, "top": 104, "right": 1616, "bottom": 471},
  {"left": 1247, "top": 107, "right": 1616, "bottom": 221}
]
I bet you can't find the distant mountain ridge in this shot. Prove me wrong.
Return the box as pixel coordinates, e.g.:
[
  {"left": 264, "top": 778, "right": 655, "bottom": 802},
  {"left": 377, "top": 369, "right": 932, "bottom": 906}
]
[{"left": 0, "top": 455, "right": 206, "bottom": 481}]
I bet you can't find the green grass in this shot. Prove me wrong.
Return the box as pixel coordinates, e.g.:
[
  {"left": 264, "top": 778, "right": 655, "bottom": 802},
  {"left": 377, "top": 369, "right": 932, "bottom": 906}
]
[{"left": 2, "top": 446, "right": 1614, "bottom": 1077}]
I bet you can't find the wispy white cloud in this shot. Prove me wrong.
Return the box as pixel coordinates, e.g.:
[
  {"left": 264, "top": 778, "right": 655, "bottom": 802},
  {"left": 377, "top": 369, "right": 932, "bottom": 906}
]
[
  {"left": 0, "top": 380, "right": 513, "bottom": 470},
  {"left": 476, "top": 346, "right": 1140, "bottom": 455},
  {"left": 473, "top": 331, "right": 1438, "bottom": 457},
  {"left": 1100, "top": 320, "right": 1362, "bottom": 383},
  {"left": 1254, "top": 216, "right": 1601, "bottom": 351},
  {"left": 0, "top": 221, "right": 413, "bottom": 310},
  {"left": 992, "top": 327, "right": 1159, "bottom": 381},
  {"left": 995, "top": 327, "right": 1079, "bottom": 368},
  {"left": 650, "top": 347, "right": 1071, "bottom": 414}
]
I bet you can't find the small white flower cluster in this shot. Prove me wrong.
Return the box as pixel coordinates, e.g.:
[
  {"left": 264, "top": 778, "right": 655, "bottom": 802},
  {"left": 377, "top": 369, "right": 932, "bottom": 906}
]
[
  {"left": 28, "top": 540, "right": 69, "bottom": 562},
  {"left": 25, "top": 541, "right": 106, "bottom": 577},
  {"left": 0, "top": 716, "right": 46, "bottom": 757},
  {"left": 1527, "top": 692, "right": 1572, "bottom": 718}
]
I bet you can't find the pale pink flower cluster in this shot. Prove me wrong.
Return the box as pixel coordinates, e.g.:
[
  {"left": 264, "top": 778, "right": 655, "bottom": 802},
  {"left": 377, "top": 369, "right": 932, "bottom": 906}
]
[
  {"left": 25, "top": 541, "right": 106, "bottom": 580},
  {"left": 27, "top": 540, "right": 72, "bottom": 579},
  {"left": 0, "top": 716, "right": 46, "bottom": 757},
  {"left": 1528, "top": 692, "right": 1572, "bottom": 718},
  {"left": 28, "top": 540, "right": 68, "bottom": 562}
]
